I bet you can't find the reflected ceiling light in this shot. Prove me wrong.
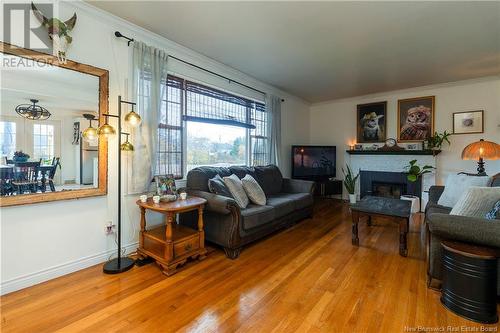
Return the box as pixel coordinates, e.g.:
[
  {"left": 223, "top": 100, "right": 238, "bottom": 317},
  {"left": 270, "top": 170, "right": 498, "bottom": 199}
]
[
  {"left": 15, "top": 99, "right": 51, "bottom": 120},
  {"left": 82, "top": 113, "right": 98, "bottom": 142}
]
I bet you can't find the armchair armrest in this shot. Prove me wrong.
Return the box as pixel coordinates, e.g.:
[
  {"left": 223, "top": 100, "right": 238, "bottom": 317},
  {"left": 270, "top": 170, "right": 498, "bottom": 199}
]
[
  {"left": 186, "top": 189, "right": 239, "bottom": 215},
  {"left": 282, "top": 178, "right": 315, "bottom": 194},
  {"left": 428, "top": 186, "right": 445, "bottom": 204},
  {"left": 428, "top": 213, "right": 500, "bottom": 248}
]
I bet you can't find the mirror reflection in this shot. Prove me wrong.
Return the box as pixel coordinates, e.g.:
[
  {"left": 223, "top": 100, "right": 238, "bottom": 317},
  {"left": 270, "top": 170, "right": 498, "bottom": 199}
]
[{"left": 1, "top": 54, "right": 100, "bottom": 196}]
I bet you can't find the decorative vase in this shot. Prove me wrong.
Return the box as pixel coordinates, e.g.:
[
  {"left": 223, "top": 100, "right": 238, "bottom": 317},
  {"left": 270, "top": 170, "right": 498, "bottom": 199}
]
[{"left": 349, "top": 194, "right": 356, "bottom": 204}]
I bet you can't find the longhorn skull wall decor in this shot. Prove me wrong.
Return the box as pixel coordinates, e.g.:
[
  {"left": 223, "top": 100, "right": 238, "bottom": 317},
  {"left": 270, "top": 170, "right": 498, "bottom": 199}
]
[{"left": 31, "top": 2, "right": 77, "bottom": 62}]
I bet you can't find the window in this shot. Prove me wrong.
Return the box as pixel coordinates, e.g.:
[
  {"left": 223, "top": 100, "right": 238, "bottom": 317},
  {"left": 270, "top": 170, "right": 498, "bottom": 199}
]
[
  {"left": 186, "top": 122, "right": 246, "bottom": 171},
  {"left": 157, "top": 75, "right": 267, "bottom": 179},
  {"left": 0, "top": 121, "right": 16, "bottom": 160},
  {"left": 33, "top": 123, "right": 55, "bottom": 161}
]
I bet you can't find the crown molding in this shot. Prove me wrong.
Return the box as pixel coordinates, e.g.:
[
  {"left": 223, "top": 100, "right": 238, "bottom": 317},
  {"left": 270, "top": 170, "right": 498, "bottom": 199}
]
[{"left": 310, "top": 75, "right": 500, "bottom": 108}]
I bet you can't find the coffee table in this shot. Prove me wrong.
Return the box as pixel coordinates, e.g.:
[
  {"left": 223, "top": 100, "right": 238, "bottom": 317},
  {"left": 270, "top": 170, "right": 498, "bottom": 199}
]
[
  {"left": 350, "top": 196, "right": 412, "bottom": 256},
  {"left": 136, "top": 196, "right": 207, "bottom": 276}
]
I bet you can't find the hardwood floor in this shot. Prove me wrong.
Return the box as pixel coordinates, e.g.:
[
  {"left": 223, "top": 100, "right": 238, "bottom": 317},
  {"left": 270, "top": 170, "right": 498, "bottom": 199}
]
[{"left": 1, "top": 200, "right": 498, "bottom": 332}]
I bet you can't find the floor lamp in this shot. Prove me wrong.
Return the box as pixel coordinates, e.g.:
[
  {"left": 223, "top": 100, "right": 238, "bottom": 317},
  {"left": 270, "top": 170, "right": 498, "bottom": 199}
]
[{"left": 91, "top": 96, "right": 142, "bottom": 274}]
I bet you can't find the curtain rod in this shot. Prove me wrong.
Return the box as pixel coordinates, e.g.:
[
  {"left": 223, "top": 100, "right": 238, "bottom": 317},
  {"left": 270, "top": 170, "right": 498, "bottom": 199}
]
[{"left": 115, "top": 31, "right": 284, "bottom": 102}]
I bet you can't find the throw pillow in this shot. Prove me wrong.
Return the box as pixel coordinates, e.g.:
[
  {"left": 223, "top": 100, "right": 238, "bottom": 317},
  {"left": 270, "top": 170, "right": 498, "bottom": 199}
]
[
  {"left": 450, "top": 187, "right": 500, "bottom": 218},
  {"left": 208, "top": 174, "right": 233, "bottom": 198},
  {"left": 241, "top": 174, "right": 266, "bottom": 205},
  {"left": 486, "top": 200, "right": 500, "bottom": 220},
  {"left": 437, "top": 174, "right": 490, "bottom": 207},
  {"left": 223, "top": 174, "right": 249, "bottom": 208}
]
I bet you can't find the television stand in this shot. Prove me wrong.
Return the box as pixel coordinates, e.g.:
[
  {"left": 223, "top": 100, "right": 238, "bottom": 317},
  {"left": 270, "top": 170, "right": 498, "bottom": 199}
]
[{"left": 313, "top": 179, "right": 342, "bottom": 198}]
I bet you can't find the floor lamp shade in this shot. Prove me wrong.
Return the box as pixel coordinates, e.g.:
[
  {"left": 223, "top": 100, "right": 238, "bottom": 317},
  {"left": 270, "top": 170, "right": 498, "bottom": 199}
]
[{"left": 461, "top": 139, "right": 500, "bottom": 175}]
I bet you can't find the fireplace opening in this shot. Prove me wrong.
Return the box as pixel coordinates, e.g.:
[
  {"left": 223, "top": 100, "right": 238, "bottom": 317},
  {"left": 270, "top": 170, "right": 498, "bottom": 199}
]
[{"left": 371, "top": 181, "right": 407, "bottom": 199}]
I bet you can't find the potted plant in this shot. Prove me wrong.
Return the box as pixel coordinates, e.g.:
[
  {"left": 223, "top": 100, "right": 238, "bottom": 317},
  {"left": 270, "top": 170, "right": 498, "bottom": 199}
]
[
  {"left": 12, "top": 151, "right": 30, "bottom": 162},
  {"left": 405, "top": 159, "right": 434, "bottom": 182},
  {"left": 425, "top": 131, "right": 451, "bottom": 150},
  {"left": 342, "top": 164, "right": 359, "bottom": 204}
]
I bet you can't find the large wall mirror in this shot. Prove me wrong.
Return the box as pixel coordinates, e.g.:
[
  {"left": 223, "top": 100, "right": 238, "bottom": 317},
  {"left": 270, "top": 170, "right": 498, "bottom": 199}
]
[{"left": 0, "top": 42, "right": 108, "bottom": 207}]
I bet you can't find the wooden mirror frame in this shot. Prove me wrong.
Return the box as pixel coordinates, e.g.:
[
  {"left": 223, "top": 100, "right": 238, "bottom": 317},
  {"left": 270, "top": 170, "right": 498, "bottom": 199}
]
[{"left": 0, "top": 42, "right": 108, "bottom": 207}]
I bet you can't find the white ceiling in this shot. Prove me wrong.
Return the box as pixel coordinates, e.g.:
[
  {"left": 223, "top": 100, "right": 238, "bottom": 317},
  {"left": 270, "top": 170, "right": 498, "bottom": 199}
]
[{"left": 89, "top": 1, "right": 500, "bottom": 103}]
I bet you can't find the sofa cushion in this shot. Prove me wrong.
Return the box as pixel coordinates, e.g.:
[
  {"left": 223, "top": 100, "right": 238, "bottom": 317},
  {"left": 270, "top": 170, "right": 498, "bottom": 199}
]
[
  {"left": 450, "top": 187, "right": 500, "bottom": 218},
  {"left": 223, "top": 174, "right": 249, "bottom": 208},
  {"left": 491, "top": 174, "right": 500, "bottom": 187},
  {"left": 437, "top": 174, "right": 490, "bottom": 207},
  {"left": 241, "top": 174, "right": 266, "bottom": 205},
  {"left": 272, "top": 193, "right": 313, "bottom": 211},
  {"left": 241, "top": 205, "right": 275, "bottom": 230},
  {"left": 266, "top": 195, "right": 295, "bottom": 218},
  {"left": 187, "top": 166, "right": 231, "bottom": 192},
  {"left": 229, "top": 166, "right": 257, "bottom": 179},
  {"left": 208, "top": 174, "right": 233, "bottom": 198},
  {"left": 486, "top": 200, "right": 500, "bottom": 220},
  {"left": 255, "top": 165, "right": 283, "bottom": 195}
]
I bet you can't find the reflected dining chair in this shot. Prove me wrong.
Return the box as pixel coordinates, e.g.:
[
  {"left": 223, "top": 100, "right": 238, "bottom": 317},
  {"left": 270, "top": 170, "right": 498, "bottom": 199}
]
[{"left": 12, "top": 161, "right": 41, "bottom": 195}]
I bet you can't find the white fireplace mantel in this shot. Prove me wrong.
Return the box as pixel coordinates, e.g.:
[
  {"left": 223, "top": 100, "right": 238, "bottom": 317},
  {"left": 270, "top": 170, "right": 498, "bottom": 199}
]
[{"left": 347, "top": 153, "right": 437, "bottom": 211}]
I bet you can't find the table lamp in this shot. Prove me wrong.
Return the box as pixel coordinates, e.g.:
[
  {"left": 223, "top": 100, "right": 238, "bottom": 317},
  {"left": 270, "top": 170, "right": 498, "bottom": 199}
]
[{"left": 461, "top": 139, "right": 500, "bottom": 176}]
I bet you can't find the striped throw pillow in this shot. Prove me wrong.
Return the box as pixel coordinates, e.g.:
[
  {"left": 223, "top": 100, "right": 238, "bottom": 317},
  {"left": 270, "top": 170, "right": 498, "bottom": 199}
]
[
  {"left": 241, "top": 174, "right": 266, "bottom": 205},
  {"left": 450, "top": 187, "right": 500, "bottom": 218},
  {"left": 223, "top": 174, "right": 249, "bottom": 208}
]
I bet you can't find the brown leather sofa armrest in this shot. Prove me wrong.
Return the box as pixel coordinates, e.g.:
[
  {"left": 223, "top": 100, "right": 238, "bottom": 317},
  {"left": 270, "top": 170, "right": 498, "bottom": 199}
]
[{"left": 186, "top": 189, "right": 240, "bottom": 215}]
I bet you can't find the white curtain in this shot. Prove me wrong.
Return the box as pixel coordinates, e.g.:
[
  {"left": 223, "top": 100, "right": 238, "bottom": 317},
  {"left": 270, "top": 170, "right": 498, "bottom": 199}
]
[
  {"left": 266, "top": 95, "right": 282, "bottom": 166},
  {"left": 130, "top": 41, "right": 168, "bottom": 193}
]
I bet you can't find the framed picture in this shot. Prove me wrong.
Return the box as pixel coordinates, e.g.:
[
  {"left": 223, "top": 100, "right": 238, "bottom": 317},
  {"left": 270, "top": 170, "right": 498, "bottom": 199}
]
[
  {"left": 155, "top": 174, "right": 177, "bottom": 196},
  {"left": 398, "top": 96, "right": 435, "bottom": 142},
  {"left": 354, "top": 144, "right": 363, "bottom": 150},
  {"left": 452, "top": 110, "right": 484, "bottom": 134},
  {"left": 356, "top": 101, "right": 387, "bottom": 143}
]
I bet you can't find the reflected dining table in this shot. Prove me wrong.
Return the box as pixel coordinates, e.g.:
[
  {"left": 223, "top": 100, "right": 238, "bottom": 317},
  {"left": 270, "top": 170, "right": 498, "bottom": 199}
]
[{"left": 0, "top": 163, "right": 55, "bottom": 195}]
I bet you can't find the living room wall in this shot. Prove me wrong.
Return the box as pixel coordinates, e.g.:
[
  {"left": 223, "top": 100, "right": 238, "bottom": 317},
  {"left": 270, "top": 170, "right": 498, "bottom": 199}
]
[
  {"left": 310, "top": 77, "right": 500, "bottom": 188},
  {"left": 0, "top": 1, "right": 310, "bottom": 294}
]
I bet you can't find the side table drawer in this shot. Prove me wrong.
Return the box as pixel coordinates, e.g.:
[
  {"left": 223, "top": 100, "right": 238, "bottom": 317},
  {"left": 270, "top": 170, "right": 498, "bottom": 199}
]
[{"left": 174, "top": 237, "right": 199, "bottom": 257}]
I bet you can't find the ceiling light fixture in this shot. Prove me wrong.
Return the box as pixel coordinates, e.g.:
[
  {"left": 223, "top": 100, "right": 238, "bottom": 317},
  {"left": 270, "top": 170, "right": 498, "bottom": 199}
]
[{"left": 15, "top": 99, "right": 51, "bottom": 120}]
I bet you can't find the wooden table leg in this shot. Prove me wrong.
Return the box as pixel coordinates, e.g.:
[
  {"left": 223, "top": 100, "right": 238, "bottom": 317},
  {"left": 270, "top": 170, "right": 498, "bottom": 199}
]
[
  {"left": 197, "top": 205, "right": 207, "bottom": 260},
  {"left": 352, "top": 210, "right": 360, "bottom": 246},
  {"left": 139, "top": 206, "right": 146, "bottom": 249},
  {"left": 367, "top": 215, "right": 372, "bottom": 226},
  {"left": 399, "top": 218, "right": 409, "bottom": 257}
]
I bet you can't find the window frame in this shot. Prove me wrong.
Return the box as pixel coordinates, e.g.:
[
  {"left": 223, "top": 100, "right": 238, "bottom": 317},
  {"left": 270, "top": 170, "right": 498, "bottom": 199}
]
[{"left": 159, "top": 74, "right": 267, "bottom": 179}]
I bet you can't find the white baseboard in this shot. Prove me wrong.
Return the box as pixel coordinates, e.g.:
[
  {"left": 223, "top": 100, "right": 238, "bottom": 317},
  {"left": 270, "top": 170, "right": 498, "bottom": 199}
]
[{"left": 0, "top": 242, "right": 138, "bottom": 296}]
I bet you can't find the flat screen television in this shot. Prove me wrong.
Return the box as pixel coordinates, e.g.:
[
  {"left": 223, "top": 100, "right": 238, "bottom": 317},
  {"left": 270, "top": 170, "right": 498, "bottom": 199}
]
[{"left": 292, "top": 145, "right": 336, "bottom": 181}]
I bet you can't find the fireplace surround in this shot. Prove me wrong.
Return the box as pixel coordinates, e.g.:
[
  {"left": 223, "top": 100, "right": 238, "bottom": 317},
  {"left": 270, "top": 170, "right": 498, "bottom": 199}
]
[{"left": 360, "top": 170, "right": 422, "bottom": 200}]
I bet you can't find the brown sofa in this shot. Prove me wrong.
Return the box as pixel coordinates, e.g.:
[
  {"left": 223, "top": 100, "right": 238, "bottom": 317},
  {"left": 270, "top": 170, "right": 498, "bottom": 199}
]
[{"left": 179, "top": 165, "right": 315, "bottom": 259}]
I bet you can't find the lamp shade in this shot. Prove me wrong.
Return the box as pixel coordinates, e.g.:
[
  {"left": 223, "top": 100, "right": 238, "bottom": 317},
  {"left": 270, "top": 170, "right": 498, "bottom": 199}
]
[
  {"left": 120, "top": 141, "right": 134, "bottom": 151},
  {"left": 82, "top": 126, "right": 98, "bottom": 141},
  {"left": 124, "top": 111, "right": 141, "bottom": 127},
  {"left": 97, "top": 123, "right": 116, "bottom": 138},
  {"left": 461, "top": 139, "right": 500, "bottom": 160}
]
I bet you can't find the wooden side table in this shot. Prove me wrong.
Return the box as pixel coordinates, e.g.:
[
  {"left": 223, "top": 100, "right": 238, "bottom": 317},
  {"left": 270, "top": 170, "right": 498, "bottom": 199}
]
[
  {"left": 441, "top": 241, "right": 499, "bottom": 324},
  {"left": 136, "top": 197, "right": 207, "bottom": 276}
]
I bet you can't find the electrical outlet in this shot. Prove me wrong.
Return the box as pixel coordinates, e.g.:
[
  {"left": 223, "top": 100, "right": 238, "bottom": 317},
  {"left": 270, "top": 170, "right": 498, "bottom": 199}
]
[{"left": 105, "top": 221, "right": 116, "bottom": 235}]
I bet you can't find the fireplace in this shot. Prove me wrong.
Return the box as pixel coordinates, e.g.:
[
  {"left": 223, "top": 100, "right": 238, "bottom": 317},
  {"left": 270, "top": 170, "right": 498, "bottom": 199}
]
[
  {"left": 360, "top": 171, "right": 421, "bottom": 200},
  {"left": 372, "top": 181, "right": 406, "bottom": 199}
]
